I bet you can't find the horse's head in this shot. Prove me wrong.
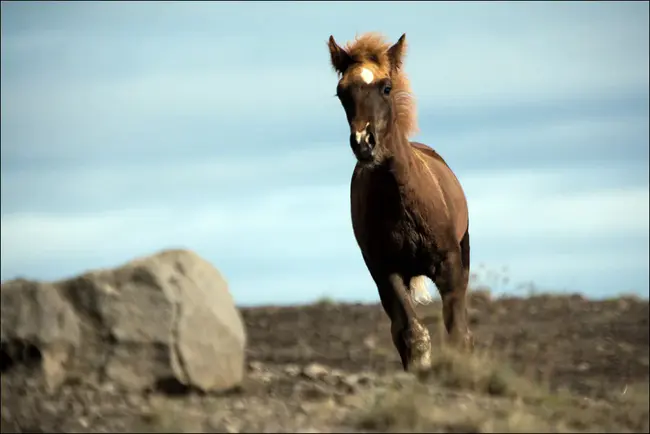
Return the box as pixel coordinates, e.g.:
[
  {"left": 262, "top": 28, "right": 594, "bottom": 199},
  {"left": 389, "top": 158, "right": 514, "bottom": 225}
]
[{"left": 328, "top": 32, "right": 411, "bottom": 165}]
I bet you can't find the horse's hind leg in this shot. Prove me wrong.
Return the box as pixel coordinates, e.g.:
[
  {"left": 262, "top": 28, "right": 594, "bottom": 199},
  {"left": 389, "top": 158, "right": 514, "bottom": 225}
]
[
  {"left": 375, "top": 273, "right": 432, "bottom": 372},
  {"left": 459, "top": 229, "right": 474, "bottom": 349},
  {"left": 433, "top": 232, "right": 473, "bottom": 350}
]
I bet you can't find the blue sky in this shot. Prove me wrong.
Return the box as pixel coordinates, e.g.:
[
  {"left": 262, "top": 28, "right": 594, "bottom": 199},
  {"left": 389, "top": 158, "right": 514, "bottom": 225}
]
[{"left": 1, "top": 1, "right": 648, "bottom": 305}]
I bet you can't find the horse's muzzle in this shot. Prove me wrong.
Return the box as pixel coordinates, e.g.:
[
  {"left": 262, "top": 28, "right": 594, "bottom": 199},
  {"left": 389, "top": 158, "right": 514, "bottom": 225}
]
[{"left": 350, "top": 127, "right": 376, "bottom": 163}]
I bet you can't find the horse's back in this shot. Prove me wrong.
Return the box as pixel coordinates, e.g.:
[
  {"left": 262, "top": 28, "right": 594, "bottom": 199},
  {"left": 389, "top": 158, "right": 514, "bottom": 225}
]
[
  {"left": 410, "top": 141, "right": 469, "bottom": 243},
  {"left": 410, "top": 142, "right": 449, "bottom": 167}
]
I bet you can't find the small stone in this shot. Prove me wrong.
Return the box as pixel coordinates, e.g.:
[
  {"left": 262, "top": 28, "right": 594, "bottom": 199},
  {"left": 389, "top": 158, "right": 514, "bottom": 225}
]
[
  {"left": 248, "top": 361, "right": 264, "bottom": 372},
  {"left": 363, "top": 336, "right": 377, "bottom": 350},
  {"left": 358, "top": 372, "right": 375, "bottom": 385},
  {"left": 207, "top": 412, "right": 240, "bottom": 433},
  {"left": 207, "top": 412, "right": 223, "bottom": 429},
  {"left": 283, "top": 364, "right": 301, "bottom": 377},
  {"left": 40, "top": 401, "right": 59, "bottom": 415},
  {"left": 338, "top": 375, "right": 360, "bottom": 394},
  {"left": 126, "top": 394, "right": 144, "bottom": 407},
  {"left": 302, "top": 363, "right": 328, "bottom": 380},
  {"left": 250, "top": 370, "right": 273, "bottom": 384},
  {"left": 100, "top": 382, "right": 116, "bottom": 394},
  {"left": 343, "top": 374, "right": 359, "bottom": 386},
  {"left": 225, "top": 423, "right": 239, "bottom": 433}
]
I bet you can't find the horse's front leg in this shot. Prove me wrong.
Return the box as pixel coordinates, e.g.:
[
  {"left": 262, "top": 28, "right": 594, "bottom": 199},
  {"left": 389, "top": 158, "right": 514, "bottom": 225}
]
[
  {"left": 432, "top": 247, "right": 473, "bottom": 351},
  {"left": 376, "top": 272, "right": 432, "bottom": 373}
]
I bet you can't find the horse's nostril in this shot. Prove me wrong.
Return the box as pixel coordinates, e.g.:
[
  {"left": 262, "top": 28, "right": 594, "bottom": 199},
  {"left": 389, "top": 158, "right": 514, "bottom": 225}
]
[{"left": 367, "top": 131, "right": 376, "bottom": 146}]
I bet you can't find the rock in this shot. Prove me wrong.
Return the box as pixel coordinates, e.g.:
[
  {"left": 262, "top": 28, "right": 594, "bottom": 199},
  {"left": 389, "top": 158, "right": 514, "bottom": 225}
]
[
  {"left": 0, "top": 249, "right": 246, "bottom": 393},
  {"left": 0, "top": 280, "right": 81, "bottom": 391}
]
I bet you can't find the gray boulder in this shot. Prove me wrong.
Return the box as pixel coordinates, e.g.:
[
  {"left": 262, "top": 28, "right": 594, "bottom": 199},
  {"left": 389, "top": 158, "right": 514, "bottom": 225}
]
[{"left": 0, "top": 249, "right": 247, "bottom": 393}]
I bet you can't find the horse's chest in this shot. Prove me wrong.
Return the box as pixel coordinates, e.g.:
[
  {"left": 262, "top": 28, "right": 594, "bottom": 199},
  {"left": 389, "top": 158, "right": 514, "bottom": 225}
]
[{"left": 351, "top": 180, "right": 431, "bottom": 261}]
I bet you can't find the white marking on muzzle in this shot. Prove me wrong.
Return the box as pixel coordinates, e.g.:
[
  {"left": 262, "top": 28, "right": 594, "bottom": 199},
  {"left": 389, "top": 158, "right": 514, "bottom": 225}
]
[
  {"left": 360, "top": 67, "right": 374, "bottom": 84},
  {"left": 354, "top": 122, "right": 371, "bottom": 144}
]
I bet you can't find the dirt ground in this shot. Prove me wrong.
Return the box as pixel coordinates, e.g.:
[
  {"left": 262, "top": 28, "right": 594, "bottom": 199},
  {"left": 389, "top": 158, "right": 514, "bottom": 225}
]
[{"left": 2, "top": 291, "right": 649, "bottom": 433}]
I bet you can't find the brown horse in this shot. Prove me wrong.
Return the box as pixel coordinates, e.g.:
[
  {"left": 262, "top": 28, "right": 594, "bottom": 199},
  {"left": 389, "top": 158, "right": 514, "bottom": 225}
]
[{"left": 327, "top": 32, "right": 473, "bottom": 373}]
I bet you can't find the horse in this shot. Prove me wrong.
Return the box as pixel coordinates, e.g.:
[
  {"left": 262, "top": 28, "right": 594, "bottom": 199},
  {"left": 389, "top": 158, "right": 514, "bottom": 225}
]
[{"left": 327, "top": 32, "right": 473, "bottom": 373}]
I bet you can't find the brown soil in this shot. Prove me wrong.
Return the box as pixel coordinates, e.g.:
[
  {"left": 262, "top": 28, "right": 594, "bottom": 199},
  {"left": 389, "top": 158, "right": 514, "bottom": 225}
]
[{"left": 2, "top": 291, "right": 649, "bottom": 433}]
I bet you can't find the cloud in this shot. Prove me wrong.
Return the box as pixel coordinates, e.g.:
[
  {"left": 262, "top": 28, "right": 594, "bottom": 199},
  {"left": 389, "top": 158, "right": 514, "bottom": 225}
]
[
  {"left": 2, "top": 150, "right": 647, "bottom": 298},
  {"left": 406, "top": 23, "right": 648, "bottom": 109},
  {"left": 0, "top": 182, "right": 355, "bottom": 276},
  {"left": 0, "top": 143, "right": 353, "bottom": 214},
  {"left": 465, "top": 171, "right": 649, "bottom": 240},
  {"left": 2, "top": 2, "right": 647, "bottom": 162},
  {"left": 428, "top": 110, "right": 649, "bottom": 172},
  {"left": 2, "top": 107, "right": 647, "bottom": 219}
]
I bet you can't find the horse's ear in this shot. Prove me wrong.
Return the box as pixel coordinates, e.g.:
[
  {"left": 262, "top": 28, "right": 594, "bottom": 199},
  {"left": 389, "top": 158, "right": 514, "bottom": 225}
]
[
  {"left": 328, "top": 35, "right": 352, "bottom": 74},
  {"left": 387, "top": 33, "right": 407, "bottom": 71}
]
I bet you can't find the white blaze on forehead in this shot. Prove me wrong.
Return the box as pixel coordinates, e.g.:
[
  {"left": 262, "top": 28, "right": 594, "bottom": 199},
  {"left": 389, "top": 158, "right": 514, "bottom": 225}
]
[{"left": 359, "top": 67, "right": 374, "bottom": 84}]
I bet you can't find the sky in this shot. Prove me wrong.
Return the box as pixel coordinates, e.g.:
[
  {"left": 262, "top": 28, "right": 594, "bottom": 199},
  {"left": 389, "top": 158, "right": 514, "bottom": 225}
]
[{"left": 1, "top": 1, "right": 648, "bottom": 306}]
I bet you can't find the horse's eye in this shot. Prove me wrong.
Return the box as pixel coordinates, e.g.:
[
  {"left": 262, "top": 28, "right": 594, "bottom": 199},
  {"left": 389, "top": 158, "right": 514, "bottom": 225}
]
[{"left": 383, "top": 84, "right": 392, "bottom": 95}]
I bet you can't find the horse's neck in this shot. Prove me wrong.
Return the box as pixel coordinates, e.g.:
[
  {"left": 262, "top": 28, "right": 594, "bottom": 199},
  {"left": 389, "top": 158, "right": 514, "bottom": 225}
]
[{"left": 384, "top": 132, "right": 415, "bottom": 183}]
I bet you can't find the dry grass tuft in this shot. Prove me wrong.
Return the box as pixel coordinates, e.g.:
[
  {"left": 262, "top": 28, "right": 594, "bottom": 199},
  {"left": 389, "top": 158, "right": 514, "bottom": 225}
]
[
  {"left": 356, "top": 382, "right": 560, "bottom": 433},
  {"left": 355, "top": 348, "right": 650, "bottom": 433},
  {"left": 426, "top": 347, "right": 542, "bottom": 398},
  {"left": 135, "top": 396, "right": 205, "bottom": 433},
  {"left": 356, "top": 348, "right": 550, "bottom": 433},
  {"left": 535, "top": 382, "right": 650, "bottom": 433}
]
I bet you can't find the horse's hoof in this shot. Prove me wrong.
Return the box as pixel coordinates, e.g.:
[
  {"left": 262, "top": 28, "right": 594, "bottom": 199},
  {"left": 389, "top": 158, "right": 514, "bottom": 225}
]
[{"left": 408, "top": 349, "right": 432, "bottom": 375}]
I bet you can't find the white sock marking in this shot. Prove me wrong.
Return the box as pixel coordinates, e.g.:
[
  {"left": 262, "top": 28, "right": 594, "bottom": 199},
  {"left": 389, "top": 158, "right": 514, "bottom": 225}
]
[{"left": 410, "top": 276, "right": 434, "bottom": 305}]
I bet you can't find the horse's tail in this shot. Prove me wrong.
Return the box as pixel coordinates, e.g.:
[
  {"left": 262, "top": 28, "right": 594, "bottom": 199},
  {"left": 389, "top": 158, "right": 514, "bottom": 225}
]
[{"left": 410, "top": 275, "right": 434, "bottom": 305}]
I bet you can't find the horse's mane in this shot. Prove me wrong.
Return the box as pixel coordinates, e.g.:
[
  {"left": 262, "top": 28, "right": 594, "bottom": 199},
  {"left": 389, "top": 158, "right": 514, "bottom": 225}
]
[{"left": 341, "top": 32, "right": 418, "bottom": 138}]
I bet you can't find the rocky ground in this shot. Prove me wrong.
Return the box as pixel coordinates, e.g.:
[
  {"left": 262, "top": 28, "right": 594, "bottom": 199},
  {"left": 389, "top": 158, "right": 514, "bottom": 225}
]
[{"left": 2, "top": 290, "right": 649, "bottom": 433}]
